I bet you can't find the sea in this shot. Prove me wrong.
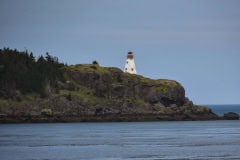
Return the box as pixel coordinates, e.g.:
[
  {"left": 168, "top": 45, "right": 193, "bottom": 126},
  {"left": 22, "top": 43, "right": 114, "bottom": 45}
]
[{"left": 0, "top": 104, "right": 240, "bottom": 160}]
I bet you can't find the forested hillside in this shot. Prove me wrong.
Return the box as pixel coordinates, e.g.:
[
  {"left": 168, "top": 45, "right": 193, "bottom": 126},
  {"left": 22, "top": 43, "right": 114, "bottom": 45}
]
[{"left": 0, "top": 48, "right": 65, "bottom": 98}]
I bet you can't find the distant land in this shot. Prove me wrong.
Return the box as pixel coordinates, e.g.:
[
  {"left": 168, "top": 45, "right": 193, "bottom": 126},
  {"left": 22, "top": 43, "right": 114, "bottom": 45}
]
[{"left": 0, "top": 48, "right": 239, "bottom": 123}]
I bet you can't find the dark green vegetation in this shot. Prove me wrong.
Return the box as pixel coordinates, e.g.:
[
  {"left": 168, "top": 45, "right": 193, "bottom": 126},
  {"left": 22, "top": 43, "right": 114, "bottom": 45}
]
[
  {"left": 0, "top": 48, "right": 236, "bottom": 123},
  {"left": 0, "top": 48, "right": 64, "bottom": 98}
]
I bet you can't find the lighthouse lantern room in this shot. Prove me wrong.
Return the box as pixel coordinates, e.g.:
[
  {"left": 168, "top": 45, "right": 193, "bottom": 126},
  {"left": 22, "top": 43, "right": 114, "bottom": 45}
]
[{"left": 124, "top": 51, "right": 137, "bottom": 74}]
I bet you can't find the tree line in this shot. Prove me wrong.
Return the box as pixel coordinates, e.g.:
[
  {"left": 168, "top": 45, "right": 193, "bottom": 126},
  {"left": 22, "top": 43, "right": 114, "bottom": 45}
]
[{"left": 0, "top": 48, "right": 65, "bottom": 98}]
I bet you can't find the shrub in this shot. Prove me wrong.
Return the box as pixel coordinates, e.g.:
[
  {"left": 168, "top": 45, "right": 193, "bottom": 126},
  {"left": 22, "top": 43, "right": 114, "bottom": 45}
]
[
  {"left": 41, "top": 108, "right": 53, "bottom": 116},
  {"left": 92, "top": 60, "right": 99, "bottom": 65},
  {"left": 16, "top": 96, "right": 22, "bottom": 102},
  {"left": 197, "top": 106, "right": 210, "bottom": 113}
]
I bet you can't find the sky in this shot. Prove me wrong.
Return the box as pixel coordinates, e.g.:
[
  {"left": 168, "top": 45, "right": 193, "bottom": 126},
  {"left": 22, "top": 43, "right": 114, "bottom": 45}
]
[{"left": 0, "top": 0, "right": 240, "bottom": 105}]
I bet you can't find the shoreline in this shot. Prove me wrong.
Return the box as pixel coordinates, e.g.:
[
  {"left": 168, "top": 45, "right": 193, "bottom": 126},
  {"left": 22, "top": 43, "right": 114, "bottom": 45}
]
[{"left": 0, "top": 113, "right": 238, "bottom": 123}]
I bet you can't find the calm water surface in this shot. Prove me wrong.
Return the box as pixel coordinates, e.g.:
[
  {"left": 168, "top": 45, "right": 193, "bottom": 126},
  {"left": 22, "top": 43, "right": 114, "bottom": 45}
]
[{"left": 0, "top": 120, "right": 240, "bottom": 160}]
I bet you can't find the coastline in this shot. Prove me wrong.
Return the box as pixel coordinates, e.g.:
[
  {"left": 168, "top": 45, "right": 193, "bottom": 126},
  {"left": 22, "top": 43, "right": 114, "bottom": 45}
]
[
  {"left": 1, "top": 112, "right": 238, "bottom": 123},
  {"left": 1, "top": 102, "right": 239, "bottom": 123}
]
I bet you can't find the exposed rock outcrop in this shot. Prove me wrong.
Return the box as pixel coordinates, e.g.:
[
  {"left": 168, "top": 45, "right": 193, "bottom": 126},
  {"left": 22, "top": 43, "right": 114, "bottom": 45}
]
[{"left": 223, "top": 112, "right": 239, "bottom": 120}]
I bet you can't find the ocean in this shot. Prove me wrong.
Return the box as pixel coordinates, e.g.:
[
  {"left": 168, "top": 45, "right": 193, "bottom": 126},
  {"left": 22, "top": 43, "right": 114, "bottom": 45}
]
[
  {"left": 208, "top": 104, "right": 240, "bottom": 116},
  {"left": 0, "top": 105, "right": 239, "bottom": 160}
]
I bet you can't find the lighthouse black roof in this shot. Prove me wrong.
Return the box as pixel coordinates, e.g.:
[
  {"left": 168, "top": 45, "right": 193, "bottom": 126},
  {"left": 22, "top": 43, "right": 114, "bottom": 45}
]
[{"left": 127, "top": 51, "right": 134, "bottom": 59}]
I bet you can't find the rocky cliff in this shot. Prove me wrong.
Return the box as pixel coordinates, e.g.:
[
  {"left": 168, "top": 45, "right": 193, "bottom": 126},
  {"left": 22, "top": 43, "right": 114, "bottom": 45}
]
[{"left": 0, "top": 64, "right": 219, "bottom": 122}]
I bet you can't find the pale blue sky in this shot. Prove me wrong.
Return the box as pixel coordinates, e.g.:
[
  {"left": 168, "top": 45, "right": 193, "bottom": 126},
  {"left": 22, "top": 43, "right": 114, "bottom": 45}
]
[{"left": 0, "top": 0, "right": 240, "bottom": 104}]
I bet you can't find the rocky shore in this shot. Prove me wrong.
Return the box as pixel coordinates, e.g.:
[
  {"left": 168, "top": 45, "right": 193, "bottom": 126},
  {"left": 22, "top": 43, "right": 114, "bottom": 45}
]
[{"left": 0, "top": 64, "right": 238, "bottom": 123}]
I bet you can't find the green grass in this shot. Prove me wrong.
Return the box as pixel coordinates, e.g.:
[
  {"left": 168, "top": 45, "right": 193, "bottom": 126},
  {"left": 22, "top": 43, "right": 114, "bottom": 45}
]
[
  {"left": 66, "top": 64, "right": 118, "bottom": 73},
  {"left": 59, "top": 88, "right": 102, "bottom": 106},
  {"left": 0, "top": 99, "right": 9, "bottom": 107},
  {"left": 0, "top": 93, "right": 38, "bottom": 108},
  {"left": 125, "top": 73, "right": 181, "bottom": 92}
]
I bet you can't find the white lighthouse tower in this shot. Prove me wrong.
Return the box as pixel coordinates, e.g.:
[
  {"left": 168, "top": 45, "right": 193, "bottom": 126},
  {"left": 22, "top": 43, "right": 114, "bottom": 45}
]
[{"left": 124, "top": 51, "right": 137, "bottom": 74}]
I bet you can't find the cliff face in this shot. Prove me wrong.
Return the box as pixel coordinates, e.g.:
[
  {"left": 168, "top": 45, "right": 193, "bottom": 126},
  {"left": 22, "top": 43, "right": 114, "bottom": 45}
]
[
  {"left": 0, "top": 64, "right": 218, "bottom": 122},
  {"left": 66, "top": 64, "right": 185, "bottom": 107}
]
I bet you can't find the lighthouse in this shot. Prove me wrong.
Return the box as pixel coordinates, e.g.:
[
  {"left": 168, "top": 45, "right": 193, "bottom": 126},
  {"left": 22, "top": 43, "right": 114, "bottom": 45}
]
[{"left": 124, "top": 51, "right": 137, "bottom": 74}]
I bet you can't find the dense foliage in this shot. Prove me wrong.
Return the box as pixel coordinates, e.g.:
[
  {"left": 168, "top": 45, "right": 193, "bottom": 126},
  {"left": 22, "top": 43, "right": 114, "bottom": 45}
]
[{"left": 0, "top": 48, "right": 65, "bottom": 98}]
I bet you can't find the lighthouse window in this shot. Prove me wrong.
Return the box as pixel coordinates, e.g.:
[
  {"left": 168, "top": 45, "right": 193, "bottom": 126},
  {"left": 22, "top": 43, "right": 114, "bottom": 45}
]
[
  {"left": 131, "top": 68, "right": 134, "bottom": 71},
  {"left": 125, "top": 68, "right": 127, "bottom": 71},
  {"left": 126, "top": 61, "right": 128, "bottom": 64}
]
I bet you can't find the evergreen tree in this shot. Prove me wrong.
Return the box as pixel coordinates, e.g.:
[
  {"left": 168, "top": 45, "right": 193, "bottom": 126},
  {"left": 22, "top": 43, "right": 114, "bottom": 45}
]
[{"left": 0, "top": 48, "right": 65, "bottom": 98}]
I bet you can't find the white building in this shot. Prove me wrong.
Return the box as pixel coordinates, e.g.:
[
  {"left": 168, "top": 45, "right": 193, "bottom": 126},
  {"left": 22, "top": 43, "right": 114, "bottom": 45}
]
[{"left": 124, "top": 51, "right": 137, "bottom": 74}]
